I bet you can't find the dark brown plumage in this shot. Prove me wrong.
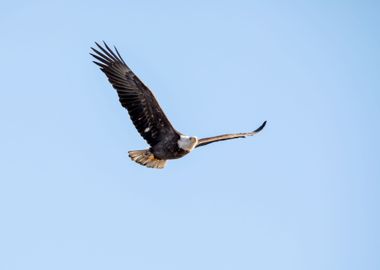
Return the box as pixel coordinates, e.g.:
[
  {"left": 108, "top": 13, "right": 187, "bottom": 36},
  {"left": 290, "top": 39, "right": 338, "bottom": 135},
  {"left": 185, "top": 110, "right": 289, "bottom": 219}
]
[{"left": 90, "top": 42, "right": 178, "bottom": 147}]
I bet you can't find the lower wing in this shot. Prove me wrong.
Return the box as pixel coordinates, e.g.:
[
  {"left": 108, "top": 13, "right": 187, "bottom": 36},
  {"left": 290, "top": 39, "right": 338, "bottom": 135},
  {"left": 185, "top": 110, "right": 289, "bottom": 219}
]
[{"left": 195, "top": 121, "right": 267, "bottom": 148}]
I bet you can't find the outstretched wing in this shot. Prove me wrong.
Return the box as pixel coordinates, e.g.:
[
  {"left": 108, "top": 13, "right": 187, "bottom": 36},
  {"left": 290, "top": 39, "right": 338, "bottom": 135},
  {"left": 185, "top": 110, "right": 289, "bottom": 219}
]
[
  {"left": 196, "top": 121, "right": 266, "bottom": 148},
  {"left": 91, "top": 42, "right": 178, "bottom": 147}
]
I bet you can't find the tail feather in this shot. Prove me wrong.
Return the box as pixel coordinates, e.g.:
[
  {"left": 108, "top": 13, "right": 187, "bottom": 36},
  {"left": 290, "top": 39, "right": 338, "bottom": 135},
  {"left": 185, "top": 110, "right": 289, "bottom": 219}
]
[{"left": 128, "top": 149, "right": 167, "bottom": 169}]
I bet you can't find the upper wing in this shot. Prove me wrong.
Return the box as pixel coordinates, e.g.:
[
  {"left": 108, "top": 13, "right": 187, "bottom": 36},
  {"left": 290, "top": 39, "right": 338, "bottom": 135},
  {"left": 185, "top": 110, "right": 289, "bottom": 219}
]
[
  {"left": 91, "top": 42, "right": 178, "bottom": 146},
  {"left": 196, "top": 121, "right": 266, "bottom": 148}
]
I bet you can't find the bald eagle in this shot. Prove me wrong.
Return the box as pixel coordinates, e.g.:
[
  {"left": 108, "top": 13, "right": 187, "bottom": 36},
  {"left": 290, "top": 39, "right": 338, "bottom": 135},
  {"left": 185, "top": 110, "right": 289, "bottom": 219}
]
[{"left": 91, "top": 42, "right": 266, "bottom": 169}]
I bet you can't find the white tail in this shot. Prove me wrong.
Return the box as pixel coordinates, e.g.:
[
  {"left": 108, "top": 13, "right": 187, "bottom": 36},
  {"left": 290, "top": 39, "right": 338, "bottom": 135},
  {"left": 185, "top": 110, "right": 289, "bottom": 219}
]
[{"left": 128, "top": 149, "right": 167, "bottom": 169}]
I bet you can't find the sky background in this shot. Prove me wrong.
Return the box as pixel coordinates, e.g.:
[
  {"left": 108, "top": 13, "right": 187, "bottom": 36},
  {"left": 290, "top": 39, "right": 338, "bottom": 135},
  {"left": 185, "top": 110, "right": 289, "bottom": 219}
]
[{"left": 0, "top": 1, "right": 379, "bottom": 269}]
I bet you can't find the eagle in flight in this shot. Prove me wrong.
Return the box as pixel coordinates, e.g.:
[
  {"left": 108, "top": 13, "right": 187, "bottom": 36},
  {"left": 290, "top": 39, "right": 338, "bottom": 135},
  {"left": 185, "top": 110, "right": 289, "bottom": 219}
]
[{"left": 91, "top": 42, "right": 266, "bottom": 169}]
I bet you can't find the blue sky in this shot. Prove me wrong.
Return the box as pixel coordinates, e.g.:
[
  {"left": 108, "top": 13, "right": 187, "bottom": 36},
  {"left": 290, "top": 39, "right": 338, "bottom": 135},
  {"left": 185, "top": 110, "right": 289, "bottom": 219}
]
[{"left": 0, "top": 1, "right": 379, "bottom": 269}]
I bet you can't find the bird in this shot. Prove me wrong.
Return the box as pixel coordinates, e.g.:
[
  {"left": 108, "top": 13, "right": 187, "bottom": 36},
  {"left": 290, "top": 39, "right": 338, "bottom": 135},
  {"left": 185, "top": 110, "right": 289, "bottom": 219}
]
[{"left": 90, "top": 42, "right": 266, "bottom": 169}]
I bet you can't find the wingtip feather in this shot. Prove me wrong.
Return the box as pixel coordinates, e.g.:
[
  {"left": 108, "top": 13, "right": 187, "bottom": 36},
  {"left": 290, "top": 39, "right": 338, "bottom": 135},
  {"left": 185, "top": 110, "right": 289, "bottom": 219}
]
[{"left": 254, "top": 121, "right": 267, "bottom": 133}]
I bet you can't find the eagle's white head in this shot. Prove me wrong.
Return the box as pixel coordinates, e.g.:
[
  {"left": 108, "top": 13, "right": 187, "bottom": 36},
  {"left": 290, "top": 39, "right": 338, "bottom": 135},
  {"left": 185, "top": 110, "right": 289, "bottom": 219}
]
[{"left": 178, "top": 135, "right": 198, "bottom": 152}]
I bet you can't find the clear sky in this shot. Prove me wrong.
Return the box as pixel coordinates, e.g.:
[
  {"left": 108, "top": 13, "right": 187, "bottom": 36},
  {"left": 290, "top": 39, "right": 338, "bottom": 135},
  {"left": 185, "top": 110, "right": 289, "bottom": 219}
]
[{"left": 0, "top": 1, "right": 379, "bottom": 269}]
